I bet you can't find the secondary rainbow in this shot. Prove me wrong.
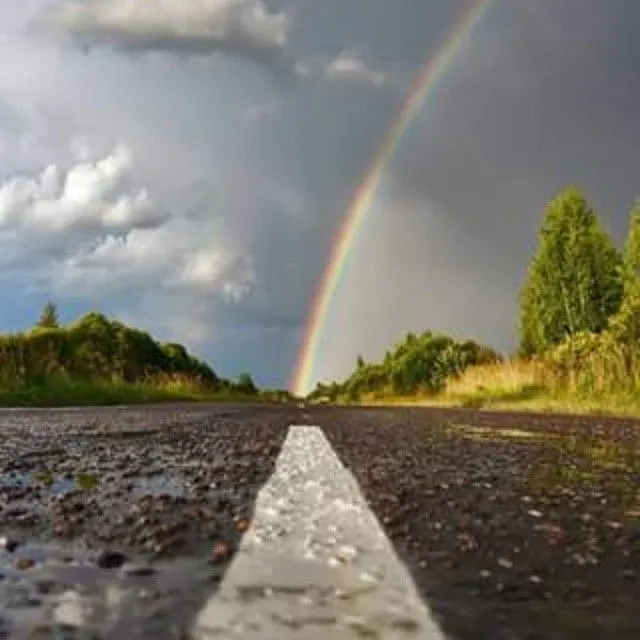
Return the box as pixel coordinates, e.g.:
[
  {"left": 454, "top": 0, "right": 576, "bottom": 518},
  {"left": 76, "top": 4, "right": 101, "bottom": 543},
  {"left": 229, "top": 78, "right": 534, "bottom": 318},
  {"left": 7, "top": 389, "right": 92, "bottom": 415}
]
[{"left": 291, "top": 0, "right": 496, "bottom": 397}]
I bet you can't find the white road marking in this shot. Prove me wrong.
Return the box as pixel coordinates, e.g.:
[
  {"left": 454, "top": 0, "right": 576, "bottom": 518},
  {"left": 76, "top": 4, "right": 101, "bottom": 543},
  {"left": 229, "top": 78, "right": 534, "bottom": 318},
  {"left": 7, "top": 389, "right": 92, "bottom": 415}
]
[{"left": 192, "top": 425, "right": 447, "bottom": 639}]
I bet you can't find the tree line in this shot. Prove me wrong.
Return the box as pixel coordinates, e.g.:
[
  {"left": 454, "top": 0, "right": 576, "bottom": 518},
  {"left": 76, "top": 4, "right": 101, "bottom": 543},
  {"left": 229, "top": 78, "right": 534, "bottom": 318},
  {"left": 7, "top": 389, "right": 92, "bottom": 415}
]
[{"left": 0, "top": 306, "right": 260, "bottom": 396}]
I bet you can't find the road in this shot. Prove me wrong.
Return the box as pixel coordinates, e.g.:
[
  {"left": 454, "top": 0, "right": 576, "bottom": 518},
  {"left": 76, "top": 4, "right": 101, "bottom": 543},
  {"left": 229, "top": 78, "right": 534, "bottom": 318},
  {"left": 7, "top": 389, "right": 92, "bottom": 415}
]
[{"left": 0, "top": 404, "right": 638, "bottom": 639}]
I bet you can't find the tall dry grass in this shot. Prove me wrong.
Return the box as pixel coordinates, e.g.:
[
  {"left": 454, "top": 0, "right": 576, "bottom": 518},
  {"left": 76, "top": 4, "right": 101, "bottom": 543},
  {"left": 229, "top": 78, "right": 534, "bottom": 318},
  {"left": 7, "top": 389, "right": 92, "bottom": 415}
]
[
  {"left": 443, "top": 359, "right": 545, "bottom": 396},
  {"left": 433, "top": 342, "right": 640, "bottom": 414}
]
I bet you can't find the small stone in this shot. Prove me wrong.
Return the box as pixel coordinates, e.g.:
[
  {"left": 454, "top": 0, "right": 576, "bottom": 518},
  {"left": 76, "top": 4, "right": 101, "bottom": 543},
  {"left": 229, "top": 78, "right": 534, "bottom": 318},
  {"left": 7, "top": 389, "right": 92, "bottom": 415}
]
[
  {"left": 122, "top": 564, "right": 156, "bottom": 577},
  {"left": 622, "top": 569, "right": 636, "bottom": 581},
  {"left": 235, "top": 517, "right": 251, "bottom": 533},
  {"left": 209, "top": 541, "right": 231, "bottom": 564},
  {"left": 391, "top": 618, "right": 420, "bottom": 633},
  {"left": 344, "top": 616, "right": 375, "bottom": 636},
  {"left": 359, "top": 571, "right": 377, "bottom": 584},
  {"left": 480, "top": 569, "right": 492, "bottom": 579},
  {"left": 529, "top": 575, "right": 543, "bottom": 584},
  {"left": 497, "top": 558, "right": 513, "bottom": 569},
  {"left": 34, "top": 579, "right": 65, "bottom": 595},
  {"left": 15, "top": 557, "right": 35, "bottom": 570},
  {"left": 455, "top": 532, "right": 478, "bottom": 553},
  {"left": 54, "top": 521, "right": 73, "bottom": 537},
  {"left": 540, "top": 523, "right": 565, "bottom": 545},
  {"left": 97, "top": 550, "right": 128, "bottom": 569},
  {"left": 528, "top": 509, "right": 543, "bottom": 518},
  {"left": 336, "top": 545, "right": 358, "bottom": 563}
]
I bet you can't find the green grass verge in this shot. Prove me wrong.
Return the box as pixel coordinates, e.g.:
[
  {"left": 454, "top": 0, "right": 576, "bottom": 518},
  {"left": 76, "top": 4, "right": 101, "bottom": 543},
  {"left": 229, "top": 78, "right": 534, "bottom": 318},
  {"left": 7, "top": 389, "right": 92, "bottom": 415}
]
[{"left": 0, "top": 379, "right": 269, "bottom": 408}]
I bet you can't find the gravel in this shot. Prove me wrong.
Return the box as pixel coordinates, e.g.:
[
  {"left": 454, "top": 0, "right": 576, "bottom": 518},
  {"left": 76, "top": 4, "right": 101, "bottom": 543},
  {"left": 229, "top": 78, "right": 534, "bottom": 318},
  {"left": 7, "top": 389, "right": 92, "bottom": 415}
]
[{"left": 0, "top": 404, "right": 638, "bottom": 639}]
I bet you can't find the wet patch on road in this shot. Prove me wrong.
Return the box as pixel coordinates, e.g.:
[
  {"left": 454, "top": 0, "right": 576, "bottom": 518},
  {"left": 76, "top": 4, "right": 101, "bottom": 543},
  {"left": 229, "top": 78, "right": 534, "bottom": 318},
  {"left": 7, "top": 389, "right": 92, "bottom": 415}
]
[
  {"left": 0, "top": 405, "right": 294, "bottom": 639},
  {"left": 320, "top": 408, "right": 640, "bottom": 640}
]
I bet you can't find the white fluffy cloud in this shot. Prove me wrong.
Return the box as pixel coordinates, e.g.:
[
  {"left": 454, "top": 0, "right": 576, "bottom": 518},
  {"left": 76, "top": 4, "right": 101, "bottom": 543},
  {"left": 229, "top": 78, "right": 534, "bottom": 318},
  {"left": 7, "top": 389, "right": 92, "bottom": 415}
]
[
  {"left": 0, "top": 144, "right": 163, "bottom": 237},
  {"left": 35, "top": 0, "right": 291, "bottom": 68},
  {"left": 0, "top": 143, "right": 254, "bottom": 305},
  {"left": 53, "top": 225, "right": 254, "bottom": 299},
  {"left": 324, "top": 50, "right": 386, "bottom": 87},
  {"left": 290, "top": 50, "right": 387, "bottom": 88}
]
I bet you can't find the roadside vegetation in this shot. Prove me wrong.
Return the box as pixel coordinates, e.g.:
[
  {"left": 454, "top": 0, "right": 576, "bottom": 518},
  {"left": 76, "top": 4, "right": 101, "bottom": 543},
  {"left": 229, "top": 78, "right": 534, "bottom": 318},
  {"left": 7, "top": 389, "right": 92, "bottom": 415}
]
[
  {"left": 0, "top": 307, "right": 293, "bottom": 406},
  {"left": 309, "top": 186, "right": 640, "bottom": 416}
]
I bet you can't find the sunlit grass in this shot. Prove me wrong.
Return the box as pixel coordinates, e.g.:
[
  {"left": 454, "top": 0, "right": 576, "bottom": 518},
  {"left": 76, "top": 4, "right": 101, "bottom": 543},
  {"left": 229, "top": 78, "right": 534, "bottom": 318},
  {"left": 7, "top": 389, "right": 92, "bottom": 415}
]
[{"left": 359, "top": 354, "right": 640, "bottom": 418}]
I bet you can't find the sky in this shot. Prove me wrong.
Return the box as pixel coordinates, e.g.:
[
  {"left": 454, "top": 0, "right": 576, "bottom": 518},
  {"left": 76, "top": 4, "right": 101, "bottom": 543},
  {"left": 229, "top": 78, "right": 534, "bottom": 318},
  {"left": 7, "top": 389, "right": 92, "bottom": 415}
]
[{"left": 0, "top": 0, "right": 639, "bottom": 390}]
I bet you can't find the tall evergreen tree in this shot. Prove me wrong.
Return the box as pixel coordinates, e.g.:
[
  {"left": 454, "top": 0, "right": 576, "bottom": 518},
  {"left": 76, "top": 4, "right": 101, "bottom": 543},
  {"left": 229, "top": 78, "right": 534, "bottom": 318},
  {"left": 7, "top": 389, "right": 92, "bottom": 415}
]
[
  {"left": 518, "top": 186, "right": 623, "bottom": 355},
  {"left": 37, "top": 301, "right": 60, "bottom": 329}
]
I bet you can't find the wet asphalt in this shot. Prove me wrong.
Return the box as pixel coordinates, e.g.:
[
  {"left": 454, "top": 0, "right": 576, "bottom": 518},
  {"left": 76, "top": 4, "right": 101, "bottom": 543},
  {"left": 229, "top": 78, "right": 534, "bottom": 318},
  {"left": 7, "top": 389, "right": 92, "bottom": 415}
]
[{"left": 0, "top": 404, "right": 638, "bottom": 639}]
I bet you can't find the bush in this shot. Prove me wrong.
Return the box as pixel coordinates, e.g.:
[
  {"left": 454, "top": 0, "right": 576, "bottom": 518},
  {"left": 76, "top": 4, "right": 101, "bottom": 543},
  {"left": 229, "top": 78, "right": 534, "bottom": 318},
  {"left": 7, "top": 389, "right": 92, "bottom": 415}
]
[
  {"left": 0, "top": 312, "right": 222, "bottom": 392},
  {"left": 308, "top": 331, "right": 500, "bottom": 400}
]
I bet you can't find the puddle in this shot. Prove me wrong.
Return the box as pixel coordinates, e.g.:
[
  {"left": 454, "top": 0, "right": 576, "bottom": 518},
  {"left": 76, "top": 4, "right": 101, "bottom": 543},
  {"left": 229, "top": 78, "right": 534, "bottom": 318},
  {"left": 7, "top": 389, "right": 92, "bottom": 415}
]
[
  {"left": 448, "top": 423, "right": 556, "bottom": 442},
  {"left": 132, "top": 474, "right": 186, "bottom": 498},
  {"left": 0, "top": 540, "right": 214, "bottom": 640},
  {"left": 0, "top": 471, "right": 97, "bottom": 494}
]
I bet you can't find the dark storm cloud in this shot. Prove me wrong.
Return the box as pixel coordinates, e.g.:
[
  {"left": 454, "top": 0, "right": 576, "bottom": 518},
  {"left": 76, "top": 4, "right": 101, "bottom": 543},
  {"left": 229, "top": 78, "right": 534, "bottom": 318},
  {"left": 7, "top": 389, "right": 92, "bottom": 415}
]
[
  {"left": 299, "top": 0, "right": 640, "bottom": 384},
  {"left": 206, "top": 0, "right": 640, "bottom": 385},
  {"left": 372, "top": 0, "right": 640, "bottom": 347},
  {"left": 396, "top": 0, "right": 640, "bottom": 235}
]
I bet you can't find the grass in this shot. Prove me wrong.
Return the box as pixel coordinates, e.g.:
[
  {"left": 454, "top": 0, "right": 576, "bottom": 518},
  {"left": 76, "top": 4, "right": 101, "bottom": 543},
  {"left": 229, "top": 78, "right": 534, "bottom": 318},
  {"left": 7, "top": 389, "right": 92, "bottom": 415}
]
[
  {"left": 0, "top": 375, "right": 271, "bottom": 408},
  {"left": 359, "top": 356, "right": 640, "bottom": 418}
]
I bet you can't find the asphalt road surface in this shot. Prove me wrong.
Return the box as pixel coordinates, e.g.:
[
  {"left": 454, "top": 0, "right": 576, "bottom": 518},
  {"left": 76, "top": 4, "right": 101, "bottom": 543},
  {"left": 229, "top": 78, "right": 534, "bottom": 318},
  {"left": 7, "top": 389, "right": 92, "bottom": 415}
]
[{"left": 0, "top": 404, "right": 638, "bottom": 639}]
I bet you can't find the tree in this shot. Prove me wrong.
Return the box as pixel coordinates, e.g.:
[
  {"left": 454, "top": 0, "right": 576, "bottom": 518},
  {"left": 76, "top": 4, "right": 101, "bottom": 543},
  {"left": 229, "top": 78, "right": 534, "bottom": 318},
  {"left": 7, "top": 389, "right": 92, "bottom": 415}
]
[
  {"left": 356, "top": 355, "right": 365, "bottom": 369},
  {"left": 37, "top": 301, "right": 60, "bottom": 329},
  {"left": 518, "top": 186, "right": 623, "bottom": 356},
  {"left": 236, "top": 372, "right": 257, "bottom": 395},
  {"left": 609, "top": 202, "right": 640, "bottom": 344},
  {"left": 622, "top": 201, "right": 640, "bottom": 287}
]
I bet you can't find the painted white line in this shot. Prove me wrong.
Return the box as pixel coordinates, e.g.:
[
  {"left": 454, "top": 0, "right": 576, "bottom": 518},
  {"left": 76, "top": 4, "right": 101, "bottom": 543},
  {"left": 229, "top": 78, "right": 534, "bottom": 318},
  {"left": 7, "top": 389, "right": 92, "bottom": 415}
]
[{"left": 192, "top": 425, "right": 447, "bottom": 639}]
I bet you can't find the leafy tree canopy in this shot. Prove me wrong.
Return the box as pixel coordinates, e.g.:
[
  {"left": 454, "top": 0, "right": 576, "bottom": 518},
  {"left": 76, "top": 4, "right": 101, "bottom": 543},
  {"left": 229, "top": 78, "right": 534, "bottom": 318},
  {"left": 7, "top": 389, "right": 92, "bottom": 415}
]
[{"left": 518, "top": 186, "right": 623, "bottom": 355}]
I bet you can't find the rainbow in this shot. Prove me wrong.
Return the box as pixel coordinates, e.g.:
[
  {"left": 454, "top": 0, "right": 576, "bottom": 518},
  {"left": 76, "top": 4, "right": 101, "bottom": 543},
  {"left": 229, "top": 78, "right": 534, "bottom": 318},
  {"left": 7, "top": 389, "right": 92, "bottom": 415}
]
[{"left": 291, "top": 0, "right": 496, "bottom": 396}]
